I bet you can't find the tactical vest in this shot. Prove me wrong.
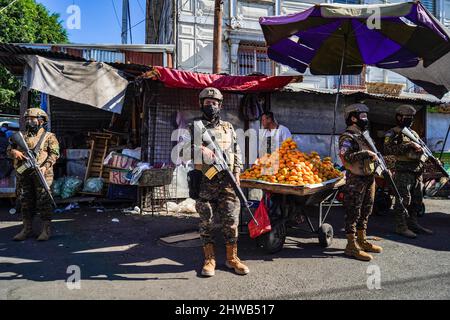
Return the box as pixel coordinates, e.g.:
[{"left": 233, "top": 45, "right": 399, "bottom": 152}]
[
  {"left": 391, "top": 127, "right": 428, "bottom": 162},
  {"left": 340, "top": 127, "right": 375, "bottom": 176},
  {"left": 14, "top": 128, "right": 50, "bottom": 169},
  {"left": 194, "top": 120, "right": 236, "bottom": 175}
]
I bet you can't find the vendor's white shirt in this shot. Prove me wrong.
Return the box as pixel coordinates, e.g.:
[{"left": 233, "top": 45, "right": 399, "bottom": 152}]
[{"left": 259, "top": 124, "right": 292, "bottom": 155}]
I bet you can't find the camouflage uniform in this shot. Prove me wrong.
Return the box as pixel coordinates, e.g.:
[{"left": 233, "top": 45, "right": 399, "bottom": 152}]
[
  {"left": 338, "top": 104, "right": 382, "bottom": 261},
  {"left": 384, "top": 126, "right": 428, "bottom": 234},
  {"left": 339, "top": 124, "right": 376, "bottom": 235},
  {"left": 7, "top": 127, "right": 60, "bottom": 222},
  {"left": 188, "top": 120, "right": 243, "bottom": 245}
]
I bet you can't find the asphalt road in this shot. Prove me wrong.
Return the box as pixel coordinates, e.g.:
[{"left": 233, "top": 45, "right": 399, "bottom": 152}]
[{"left": 0, "top": 198, "right": 449, "bottom": 300}]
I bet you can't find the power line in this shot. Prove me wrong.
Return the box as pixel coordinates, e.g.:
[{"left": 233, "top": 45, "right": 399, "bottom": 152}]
[
  {"left": 136, "top": 0, "right": 145, "bottom": 16},
  {"left": 124, "top": 18, "right": 145, "bottom": 34},
  {"left": 127, "top": 0, "right": 133, "bottom": 44},
  {"left": 0, "top": 0, "right": 19, "bottom": 14},
  {"left": 111, "top": 0, "right": 122, "bottom": 30}
]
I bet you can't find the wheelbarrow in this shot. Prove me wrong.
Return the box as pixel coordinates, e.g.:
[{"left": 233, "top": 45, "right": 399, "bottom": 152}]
[{"left": 240, "top": 177, "right": 345, "bottom": 254}]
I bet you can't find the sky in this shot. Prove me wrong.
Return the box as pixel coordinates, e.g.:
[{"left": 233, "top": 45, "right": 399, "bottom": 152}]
[{"left": 35, "top": 0, "right": 146, "bottom": 44}]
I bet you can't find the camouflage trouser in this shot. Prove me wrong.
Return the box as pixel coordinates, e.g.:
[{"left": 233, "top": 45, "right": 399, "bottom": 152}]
[
  {"left": 195, "top": 172, "right": 240, "bottom": 245},
  {"left": 17, "top": 172, "right": 54, "bottom": 222},
  {"left": 393, "top": 171, "right": 423, "bottom": 226},
  {"left": 343, "top": 173, "right": 376, "bottom": 234}
]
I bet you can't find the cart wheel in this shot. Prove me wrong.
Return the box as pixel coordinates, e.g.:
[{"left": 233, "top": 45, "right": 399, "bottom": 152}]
[
  {"left": 318, "top": 223, "right": 333, "bottom": 247},
  {"left": 260, "top": 220, "right": 286, "bottom": 254},
  {"left": 418, "top": 203, "right": 426, "bottom": 218}
]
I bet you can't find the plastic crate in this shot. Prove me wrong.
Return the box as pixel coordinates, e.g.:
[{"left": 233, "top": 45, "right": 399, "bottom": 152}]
[
  {"left": 139, "top": 168, "right": 174, "bottom": 187},
  {"left": 107, "top": 184, "right": 137, "bottom": 201}
]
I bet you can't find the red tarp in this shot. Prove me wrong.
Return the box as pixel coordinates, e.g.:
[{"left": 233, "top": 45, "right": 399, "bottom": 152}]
[{"left": 151, "top": 66, "right": 296, "bottom": 92}]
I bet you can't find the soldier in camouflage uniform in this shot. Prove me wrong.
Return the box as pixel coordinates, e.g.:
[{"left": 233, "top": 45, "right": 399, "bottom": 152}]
[
  {"left": 339, "top": 104, "right": 383, "bottom": 261},
  {"left": 7, "top": 108, "right": 60, "bottom": 241},
  {"left": 184, "top": 87, "right": 249, "bottom": 277},
  {"left": 384, "top": 105, "right": 433, "bottom": 238}
]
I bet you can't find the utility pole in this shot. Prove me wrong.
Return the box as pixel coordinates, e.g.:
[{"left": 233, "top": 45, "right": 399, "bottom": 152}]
[
  {"left": 212, "top": 0, "right": 223, "bottom": 73},
  {"left": 146, "top": 0, "right": 164, "bottom": 44},
  {"left": 122, "top": 0, "right": 129, "bottom": 44}
]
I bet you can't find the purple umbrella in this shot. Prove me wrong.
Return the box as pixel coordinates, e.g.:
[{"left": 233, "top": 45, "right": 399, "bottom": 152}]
[{"left": 260, "top": 1, "right": 450, "bottom": 154}]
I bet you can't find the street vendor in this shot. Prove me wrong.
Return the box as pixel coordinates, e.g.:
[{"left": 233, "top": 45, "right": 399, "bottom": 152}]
[
  {"left": 182, "top": 87, "right": 249, "bottom": 277},
  {"left": 7, "top": 108, "right": 60, "bottom": 242},
  {"left": 259, "top": 111, "right": 292, "bottom": 156},
  {"left": 384, "top": 105, "right": 433, "bottom": 238},
  {"left": 339, "top": 103, "right": 383, "bottom": 262}
]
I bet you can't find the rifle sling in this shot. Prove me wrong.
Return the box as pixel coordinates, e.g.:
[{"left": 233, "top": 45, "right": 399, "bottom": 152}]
[{"left": 32, "top": 131, "right": 49, "bottom": 159}]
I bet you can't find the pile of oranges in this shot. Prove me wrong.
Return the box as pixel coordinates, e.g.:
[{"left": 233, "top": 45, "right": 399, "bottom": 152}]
[{"left": 240, "top": 138, "right": 343, "bottom": 186}]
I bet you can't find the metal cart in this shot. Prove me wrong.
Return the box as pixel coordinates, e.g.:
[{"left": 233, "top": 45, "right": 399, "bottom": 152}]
[{"left": 240, "top": 177, "right": 345, "bottom": 253}]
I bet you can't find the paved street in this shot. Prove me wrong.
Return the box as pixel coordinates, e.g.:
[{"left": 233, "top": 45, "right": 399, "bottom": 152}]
[{"left": 0, "top": 198, "right": 449, "bottom": 300}]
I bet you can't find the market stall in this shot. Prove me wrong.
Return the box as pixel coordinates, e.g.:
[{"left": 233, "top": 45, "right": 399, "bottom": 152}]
[{"left": 135, "top": 67, "right": 298, "bottom": 204}]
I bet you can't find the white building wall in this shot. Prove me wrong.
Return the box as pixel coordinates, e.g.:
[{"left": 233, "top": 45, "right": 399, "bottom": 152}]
[{"left": 176, "top": 0, "right": 447, "bottom": 91}]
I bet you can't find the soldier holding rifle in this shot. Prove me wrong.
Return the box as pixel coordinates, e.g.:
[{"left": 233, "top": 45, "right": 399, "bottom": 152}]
[
  {"left": 7, "top": 108, "right": 60, "bottom": 242},
  {"left": 384, "top": 105, "right": 434, "bottom": 238}
]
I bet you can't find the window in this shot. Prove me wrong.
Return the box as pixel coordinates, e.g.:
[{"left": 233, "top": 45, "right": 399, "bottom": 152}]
[
  {"left": 444, "top": 0, "right": 450, "bottom": 27},
  {"left": 238, "top": 44, "right": 274, "bottom": 76},
  {"left": 421, "top": 0, "right": 436, "bottom": 16}
]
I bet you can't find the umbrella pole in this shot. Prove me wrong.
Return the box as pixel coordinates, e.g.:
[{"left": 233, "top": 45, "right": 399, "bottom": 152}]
[{"left": 330, "top": 36, "right": 347, "bottom": 158}]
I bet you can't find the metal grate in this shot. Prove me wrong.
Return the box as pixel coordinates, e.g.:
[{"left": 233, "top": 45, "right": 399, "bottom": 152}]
[
  {"left": 238, "top": 45, "right": 273, "bottom": 76},
  {"left": 145, "top": 86, "right": 241, "bottom": 165}
]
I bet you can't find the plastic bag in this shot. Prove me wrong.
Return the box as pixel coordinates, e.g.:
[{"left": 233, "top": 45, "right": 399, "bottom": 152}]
[
  {"left": 82, "top": 178, "right": 104, "bottom": 193},
  {"left": 52, "top": 177, "right": 66, "bottom": 197},
  {"left": 61, "top": 177, "right": 83, "bottom": 199},
  {"left": 248, "top": 194, "right": 272, "bottom": 239}
]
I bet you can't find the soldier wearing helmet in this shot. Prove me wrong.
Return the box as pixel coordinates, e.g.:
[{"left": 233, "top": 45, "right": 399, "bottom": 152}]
[
  {"left": 7, "top": 107, "right": 60, "bottom": 242},
  {"left": 384, "top": 105, "right": 433, "bottom": 238},
  {"left": 338, "top": 103, "right": 382, "bottom": 262},
  {"left": 183, "top": 87, "right": 248, "bottom": 277}
]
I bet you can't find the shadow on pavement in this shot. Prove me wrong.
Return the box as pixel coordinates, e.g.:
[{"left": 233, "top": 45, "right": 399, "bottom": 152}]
[{"left": 0, "top": 201, "right": 449, "bottom": 283}]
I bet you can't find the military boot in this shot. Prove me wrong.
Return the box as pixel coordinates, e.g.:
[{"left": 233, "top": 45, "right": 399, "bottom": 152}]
[
  {"left": 225, "top": 243, "right": 249, "bottom": 275},
  {"left": 344, "top": 234, "right": 373, "bottom": 261},
  {"left": 395, "top": 214, "right": 417, "bottom": 238},
  {"left": 201, "top": 243, "right": 216, "bottom": 277},
  {"left": 13, "top": 219, "right": 33, "bottom": 241},
  {"left": 356, "top": 229, "right": 383, "bottom": 253},
  {"left": 408, "top": 212, "right": 433, "bottom": 235},
  {"left": 37, "top": 221, "right": 51, "bottom": 241}
]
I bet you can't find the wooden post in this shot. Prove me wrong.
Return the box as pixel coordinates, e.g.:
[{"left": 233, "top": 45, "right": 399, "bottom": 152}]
[
  {"left": 19, "top": 86, "right": 28, "bottom": 131},
  {"left": 213, "top": 0, "right": 223, "bottom": 74}
]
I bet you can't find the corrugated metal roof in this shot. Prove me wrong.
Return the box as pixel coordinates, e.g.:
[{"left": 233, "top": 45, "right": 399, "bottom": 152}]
[
  {"left": 23, "top": 43, "right": 175, "bottom": 53},
  {"left": 0, "top": 43, "right": 152, "bottom": 77},
  {"left": 0, "top": 43, "right": 85, "bottom": 61},
  {"left": 82, "top": 49, "right": 125, "bottom": 63},
  {"left": 281, "top": 84, "right": 450, "bottom": 105}
]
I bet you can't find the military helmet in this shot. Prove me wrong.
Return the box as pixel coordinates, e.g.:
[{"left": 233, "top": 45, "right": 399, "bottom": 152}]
[
  {"left": 344, "top": 103, "right": 369, "bottom": 120},
  {"left": 396, "top": 104, "right": 416, "bottom": 116},
  {"left": 24, "top": 108, "right": 48, "bottom": 122},
  {"left": 199, "top": 87, "right": 223, "bottom": 102}
]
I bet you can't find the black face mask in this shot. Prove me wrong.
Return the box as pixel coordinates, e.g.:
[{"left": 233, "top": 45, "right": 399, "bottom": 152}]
[
  {"left": 400, "top": 117, "right": 414, "bottom": 128},
  {"left": 202, "top": 104, "right": 221, "bottom": 121},
  {"left": 25, "top": 120, "right": 41, "bottom": 134},
  {"left": 356, "top": 118, "right": 369, "bottom": 130}
]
